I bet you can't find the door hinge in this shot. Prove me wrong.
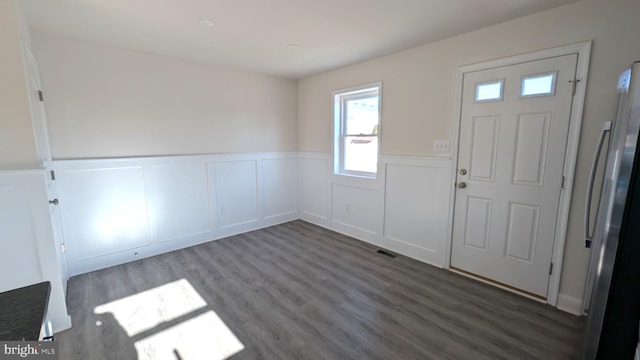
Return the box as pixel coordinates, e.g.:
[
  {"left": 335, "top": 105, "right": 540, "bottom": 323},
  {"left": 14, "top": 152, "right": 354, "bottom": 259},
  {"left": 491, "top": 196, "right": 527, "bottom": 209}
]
[
  {"left": 38, "top": 90, "right": 44, "bottom": 102},
  {"left": 561, "top": 175, "right": 565, "bottom": 189},
  {"left": 569, "top": 79, "right": 581, "bottom": 96},
  {"left": 61, "top": 243, "right": 66, "bottom": 253},
  {"left": 549, "top": 262, "right": 554, "bottom": 275},
  {"left": 50, "top": 170, "right": 56, "bottom": 181}
]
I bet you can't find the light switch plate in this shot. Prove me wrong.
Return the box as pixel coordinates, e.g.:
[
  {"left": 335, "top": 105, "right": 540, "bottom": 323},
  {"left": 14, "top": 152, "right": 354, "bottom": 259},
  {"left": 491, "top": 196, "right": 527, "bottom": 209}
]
[{"left": 433, "top": 140, "right": 449, "bottom": 152}]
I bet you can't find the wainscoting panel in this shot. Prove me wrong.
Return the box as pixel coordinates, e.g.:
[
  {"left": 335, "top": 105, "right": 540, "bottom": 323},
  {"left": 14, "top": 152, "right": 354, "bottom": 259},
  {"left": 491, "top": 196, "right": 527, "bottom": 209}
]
[
  {"left": 299, "top": 153, "right": 452, "bottom": 268},
  {"left": 262, "top": 157, "right": 298, "bottom": 220},
  {"left": 214, "top": 160, "right": 259, "bottom": 229},
  {"left": 0, "top": 183, "right": 44, "bottom": 290},
  {"left": 0, "top": 170, "right": 71, "bottom": 332},
  {"left": 54, "top": 153, "right": 298, "bottom": 276},
  {"left": 331, "top": 184, "right": 378, "bottom": 235},
  {"left": 148, "top": 163, "right": 212, "bottom": 243},
  {"left": 58, "top": 166, "right": 151, "bottom": 261},
  {"left": 56, "top": 152, "right": 450, "bottom": 275},
  {"left": 383, "top": 159, "right": 452, "bottom": 266},
  {"left": 300, "top": 154, "right": 330, "bottom": 220}
]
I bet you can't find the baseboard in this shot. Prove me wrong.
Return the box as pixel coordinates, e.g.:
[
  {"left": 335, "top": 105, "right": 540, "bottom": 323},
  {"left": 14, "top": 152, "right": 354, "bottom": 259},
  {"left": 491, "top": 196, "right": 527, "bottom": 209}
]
[
  {"left": 53, "top": 315, "right": 72, "bottom": 334},
  {"left": 68, "top": 214, "right": 299, "bottom": 276},
  {"left": 556, "top": 293, "right": 584, "bottom": 315},
  {"left": 300, "top": 215, "right": 446, "bottom": 269}
]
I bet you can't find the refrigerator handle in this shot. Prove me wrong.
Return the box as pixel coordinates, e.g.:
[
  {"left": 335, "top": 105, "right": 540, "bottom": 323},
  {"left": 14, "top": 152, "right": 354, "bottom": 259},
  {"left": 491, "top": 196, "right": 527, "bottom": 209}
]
[{"left": 585, "top": 121, "right": 612, "bottom": 248}]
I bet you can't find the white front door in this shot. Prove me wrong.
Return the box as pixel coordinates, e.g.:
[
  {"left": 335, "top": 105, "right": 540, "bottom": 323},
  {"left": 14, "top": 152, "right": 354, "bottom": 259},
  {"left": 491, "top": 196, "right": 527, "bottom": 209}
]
[{"left": 451, "top": 54, "right": 577, "bottom": 298}]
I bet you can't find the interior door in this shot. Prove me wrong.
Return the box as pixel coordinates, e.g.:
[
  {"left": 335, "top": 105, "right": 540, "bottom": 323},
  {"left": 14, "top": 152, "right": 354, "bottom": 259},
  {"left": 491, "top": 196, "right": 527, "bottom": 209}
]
[
  {"left": 451, "top": 54, "right": 578, "bottom": 298},
  {"left": 22, "top": 42, "right": 70, "bottom": 291}
]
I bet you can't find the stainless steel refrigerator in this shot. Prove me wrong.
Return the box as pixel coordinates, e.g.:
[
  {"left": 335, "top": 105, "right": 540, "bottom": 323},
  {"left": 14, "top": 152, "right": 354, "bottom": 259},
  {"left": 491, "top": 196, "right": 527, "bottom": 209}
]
[{"left": 580, "top": 61, "right": 640, "bottom": 359}]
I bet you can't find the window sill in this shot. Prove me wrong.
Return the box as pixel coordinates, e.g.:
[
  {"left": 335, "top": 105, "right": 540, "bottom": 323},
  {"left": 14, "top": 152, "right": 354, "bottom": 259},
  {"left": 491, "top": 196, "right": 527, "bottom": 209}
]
[
  {"left": 331, "top": 172, "right": 379, "bottom": 190},
  {"left": 336, "top": 172, "right": 376, "bottom": 180}
]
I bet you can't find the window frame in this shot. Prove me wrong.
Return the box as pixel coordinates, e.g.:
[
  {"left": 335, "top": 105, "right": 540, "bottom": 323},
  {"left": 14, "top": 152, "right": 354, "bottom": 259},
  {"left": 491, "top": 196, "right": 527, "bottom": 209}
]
[
  {"left": 332, "top": 82, "right": 382, "bottom": 179},
  {"left": 519, "top": 71, "right": 558, "bottom": 98},
  {"left": 474, "top": 79, "right": 505, "bottom": 103}
]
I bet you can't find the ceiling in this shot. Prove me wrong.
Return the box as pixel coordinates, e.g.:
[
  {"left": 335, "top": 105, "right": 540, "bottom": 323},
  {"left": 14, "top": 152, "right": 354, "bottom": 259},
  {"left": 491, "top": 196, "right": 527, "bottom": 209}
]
[{"left": 20, "top": 0, "right": 578, "bottom": 79}]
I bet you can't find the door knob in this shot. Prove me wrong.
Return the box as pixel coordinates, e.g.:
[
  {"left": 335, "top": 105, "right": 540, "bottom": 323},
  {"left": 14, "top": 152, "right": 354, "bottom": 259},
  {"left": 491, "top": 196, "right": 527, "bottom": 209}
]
[
  {"left": 457, "top": 182, "right": 467, "bottom": 189},
  {"left": 49, "top": 199, "right": 59, "bottom": 205}
]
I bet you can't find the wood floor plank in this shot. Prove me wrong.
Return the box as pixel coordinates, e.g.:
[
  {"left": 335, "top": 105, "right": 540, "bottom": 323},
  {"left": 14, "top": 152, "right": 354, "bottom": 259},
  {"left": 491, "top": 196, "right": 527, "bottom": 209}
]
[{"left": 56, "top": 220, "right": 583, "bottom": 359}]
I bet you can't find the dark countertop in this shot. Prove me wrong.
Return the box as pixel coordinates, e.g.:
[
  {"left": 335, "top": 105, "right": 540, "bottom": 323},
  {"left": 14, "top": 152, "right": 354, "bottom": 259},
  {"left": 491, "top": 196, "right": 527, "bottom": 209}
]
[{"left": 0, "top": 282, "right": 51, "bottom": 341}]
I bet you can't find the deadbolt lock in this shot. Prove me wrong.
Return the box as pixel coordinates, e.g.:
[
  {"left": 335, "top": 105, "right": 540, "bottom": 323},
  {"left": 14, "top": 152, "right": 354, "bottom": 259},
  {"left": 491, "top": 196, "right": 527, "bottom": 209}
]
[{"left": 459, "top": 169, "right": 467, "bottom": 175}]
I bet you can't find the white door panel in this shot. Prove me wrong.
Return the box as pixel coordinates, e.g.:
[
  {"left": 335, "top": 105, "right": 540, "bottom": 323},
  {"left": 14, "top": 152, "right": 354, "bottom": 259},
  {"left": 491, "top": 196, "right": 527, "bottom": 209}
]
[
  {"left": 451, "top": 54, "right": 578, "bottom": 298},
  {"left": 463, "top": 197, "right": 492, "bottom": 251},
  {"left": 504, "top": 202, "right": 539, "bottom": 263},
  {"left": 513, "top": 113, "right": 550, "bottom": 185},
  {"left": 469, "top": 116, "right": 499, "bottom": 181}
]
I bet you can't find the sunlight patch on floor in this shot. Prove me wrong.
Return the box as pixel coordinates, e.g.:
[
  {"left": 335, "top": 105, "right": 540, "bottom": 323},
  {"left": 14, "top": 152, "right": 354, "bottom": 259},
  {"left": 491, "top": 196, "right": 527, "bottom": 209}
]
[
  {"left": 134, "top": 310, "right": 245, "bottom": 360},
  {"left": 93, "top": 278, "right": 245, "bottom": 359},
  {"left": 94, "top": 279, "right": 207, "bottom": 336}
]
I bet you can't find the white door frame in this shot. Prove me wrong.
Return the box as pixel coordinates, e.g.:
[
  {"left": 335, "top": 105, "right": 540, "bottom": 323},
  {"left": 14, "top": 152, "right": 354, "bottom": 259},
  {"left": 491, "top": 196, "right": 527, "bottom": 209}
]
[
  {"left": 21, "top": 41, "right": 53, "bottom": 166},
  {"left": 445, "top": 41, "right": 592, "bottom": 306}
]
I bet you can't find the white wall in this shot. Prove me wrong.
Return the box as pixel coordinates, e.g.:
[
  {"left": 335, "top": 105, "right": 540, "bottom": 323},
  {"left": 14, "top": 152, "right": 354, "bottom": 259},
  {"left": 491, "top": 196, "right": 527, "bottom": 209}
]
[
  {"left": 0, "top": 0, "right": 39, "bottom": 169},
  {"left": 297, "top": 0, "right": 640, "bottom": 307},
  {"left": 31, "top": 32, "right": 298, "bottom": 159}
]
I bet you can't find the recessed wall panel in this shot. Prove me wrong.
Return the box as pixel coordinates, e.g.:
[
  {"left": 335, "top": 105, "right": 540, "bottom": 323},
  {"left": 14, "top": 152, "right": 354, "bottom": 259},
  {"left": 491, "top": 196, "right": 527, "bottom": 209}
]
[
  {"left": 384, "top": 164, "right": 441, "bottom": 252},
  {"left": 505, "top": 202, "right": 539, "bottom": 263},
  {"left": 331, "top": 184, "right": 377, "bottom": 234},
  {"left": 62, "top": 167, "right": 150, "bottom": 260},
  {"left": 0, "top": 186, "right": 43, "bottom": 290},
  {"left": 215, "top": 161, "right": 259, "bottom": 228},
  {"left": 263, "top": 158, "right": 298, "bottom": 218},
  {"left": 150, "top": 163, "right": 212, "bottom": 242},
  {"left": 301, "top": 158, "right": 329, "bottom": 219},
  {"left": 469, "top": 116, "right": 499, "bottom": 181},
  {"left": 513, "top": 113, "right": 550, "bottom": 186},
  {"left": 463, "top": 197, "right": 492, "bottom": 251}
]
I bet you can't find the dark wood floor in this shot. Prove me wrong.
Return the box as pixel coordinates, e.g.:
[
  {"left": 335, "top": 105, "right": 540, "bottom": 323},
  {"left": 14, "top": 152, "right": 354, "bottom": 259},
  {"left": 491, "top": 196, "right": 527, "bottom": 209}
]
[{"left": 57, "top": 220, "right": 583, "bottom": 359}]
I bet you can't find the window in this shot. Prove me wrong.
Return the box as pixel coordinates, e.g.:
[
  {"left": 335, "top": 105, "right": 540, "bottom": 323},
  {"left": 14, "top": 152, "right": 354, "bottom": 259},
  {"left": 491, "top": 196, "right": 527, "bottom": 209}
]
[
  {"left": 333, "top": 83, "right": 381, "bottom": 178},
  {"left": 475, "top": 80, "right": 504, "bottom": 102},
  {"left": 521, "top": 72, "right": 556, "bottom": 97}
]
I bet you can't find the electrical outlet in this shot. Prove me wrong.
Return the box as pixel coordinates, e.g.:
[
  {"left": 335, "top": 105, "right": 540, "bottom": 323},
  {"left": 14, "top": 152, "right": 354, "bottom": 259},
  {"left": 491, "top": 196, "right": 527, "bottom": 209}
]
[{"left": 433, "top": 140, "right": 449, "bottom": 152}]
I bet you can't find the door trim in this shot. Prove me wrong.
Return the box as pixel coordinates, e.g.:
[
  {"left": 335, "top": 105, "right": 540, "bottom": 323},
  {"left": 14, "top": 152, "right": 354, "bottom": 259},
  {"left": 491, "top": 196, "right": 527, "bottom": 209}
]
[{"left": 446, "top": 41, "right": 592, "bottom": 306}]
